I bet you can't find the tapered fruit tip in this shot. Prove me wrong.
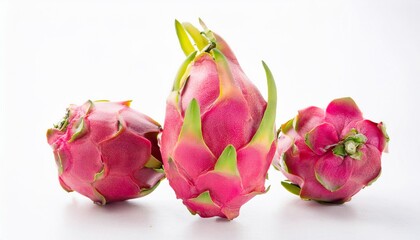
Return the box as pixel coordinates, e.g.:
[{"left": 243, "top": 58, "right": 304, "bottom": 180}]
[
  {"left": 68, "top": 119, "right": 88, "bottom": 142},
  {"left": 281, "top": 181, "right": 301, "bottom": 196},
  {"left": 212, "top": 48, "right": 237, "bottom": 96},
  {"left": 182, "top": 22, "right": 208, "bottom": 50},
  {"left": 82, "top": 100, "right": 94, "bottom": 114},
  {"left": 175, "top": 19, "right": 195, "bottom": 56},
  {"left": 261, "top": 61, "right": 277, "bottom": 103},
  {"left": 192, "top": 191, "right": 214, "bottom": 204},
  {"left": 186, "top": 99, "right": 200, "bottom": 119},
  {"left": 172, "top": 50, "right": 197, "bottom": 91},
  {"left": 179, "top": 98, "right": 203, "bottom": 140},
  {"left": 248, "top": 61, "right": 277, "bottom": 145},
  {"left": 198, "top": 18, "right": 208, "bottom": 31},
  {"left": 214, "top": 145, "right": 239, "bottom": 176}
]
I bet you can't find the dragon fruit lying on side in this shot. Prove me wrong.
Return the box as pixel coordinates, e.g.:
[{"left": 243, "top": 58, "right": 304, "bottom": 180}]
[
  {"left": 160, "top": 20, "right": 277, "bottom": 220},
  {"left": 273, "top": 97, "right": 389, "bottom": 203},
  {"left": 47, "top": 100, "right": 165, "bottom": 205}
]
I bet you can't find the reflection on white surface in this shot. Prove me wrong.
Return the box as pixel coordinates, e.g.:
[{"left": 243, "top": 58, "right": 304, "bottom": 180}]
[{"left": 1, "top": 0, "right": 420, "bottom": 239}]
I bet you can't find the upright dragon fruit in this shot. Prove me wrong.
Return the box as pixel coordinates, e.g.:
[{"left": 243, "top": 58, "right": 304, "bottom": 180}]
[
  {"left": 160, "top": 20, "right": 277, "bottom": 219},
  {"left": 47, "top": 100, "right": 165, "bottom": 205},
  {"left": 273, "top": 97, "right": 389, "bottom": 203}
]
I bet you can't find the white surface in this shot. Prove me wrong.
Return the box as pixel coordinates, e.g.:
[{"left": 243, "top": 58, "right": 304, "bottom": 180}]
[{"left": 1, "top": 0, "right": 419, "bottom": 239}]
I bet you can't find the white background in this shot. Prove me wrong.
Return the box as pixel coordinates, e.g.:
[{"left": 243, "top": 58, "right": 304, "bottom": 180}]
[{"left": 1, "top": 0, "right": 419, "bottom": 239}]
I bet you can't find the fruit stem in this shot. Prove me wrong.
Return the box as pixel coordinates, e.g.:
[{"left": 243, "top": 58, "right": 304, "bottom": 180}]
[{"left": 203, "top": 41, "right": 216, "bottom": 53}]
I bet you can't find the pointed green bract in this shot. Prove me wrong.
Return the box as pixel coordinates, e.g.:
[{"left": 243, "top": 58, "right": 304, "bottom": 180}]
[
  {"left": 69, "top": 118, "right": 87, "bottom": 142},
  {"left": 281, "top": 181, "right": 301, "bottom": 196},
  {"left": 214, "top": 145, "right": 240, "bottom": 176},
  {"left": 249, "top": 61, "right": 277, "bottom": 146},
  {"left": 212, "top": 48, "right": 236, "bottom": 97},
  {"left": 198, "top": 18, "right": 215, "bottom": 42},
  {"left": 81, "top": 100, "right": 94, "bottom": 115},
  {"left": 172, "top": 51, "right": 197, "bottom": 91},
  {"left": 190, "top": 191, "right": 215, "bottom": 205},
  {"left": 183, "top": 22, "right": 208, "bottom": 51},
  {"left": 175, "top": 19, "right": 195, "bottom": 56},
  {"left": 178, "top": 99, "right": 203, "bottom": 141}
]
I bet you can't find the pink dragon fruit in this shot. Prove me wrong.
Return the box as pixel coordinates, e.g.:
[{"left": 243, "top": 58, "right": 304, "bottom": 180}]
[
  {"left": 160, "top": 20, "right": 277, "bottom": 219},
  {"left": 47, "top": 100, "right": 165, "bottom": 205},
  {"left": 273, "top": 97, "right": 389, "bottom": 203}
]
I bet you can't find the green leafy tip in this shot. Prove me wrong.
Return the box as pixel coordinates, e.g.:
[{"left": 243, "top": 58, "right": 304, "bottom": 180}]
[
  {"left": 212, "top": 48, "right": 236, "bottom": 96},
  {"left": 175, "top": 19, "right": 195, "bottom": 56},
  {"left": 178, "top": 99, "right": 203, "bottom": 140},
  {"left": 189, "top": 191, "right": 216, "bottom": 205},
  {"left": 172, "top": 51, "right": 197, "bottom": 91},
  {"left": 68, "top": 118, "right": 88, "bottom": 142},
  {"left": 281, "top": 181, "right": 301, "bottom": 196},
  {"left": 198, "top": 18, "right": 216, "bottom": 43},
  {"left": 250, "top": 61, "right": 277, "bottom": 145},
  {"left": 182, "top": 22, "right": 208, "bottom": 50},
  {"left": 214, "top": 145, "right": 240, "bottom": 176}
]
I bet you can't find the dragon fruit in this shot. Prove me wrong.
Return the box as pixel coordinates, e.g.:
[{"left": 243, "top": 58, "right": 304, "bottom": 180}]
[
  {"left": 47, "top": 100, "right": 165, "bottom": 205},
  {"left": 273, "top": 97, "right": 389, "bottom": 203},
  {"left": 160, "top": 20, "right": 277, "bottom": 220}
]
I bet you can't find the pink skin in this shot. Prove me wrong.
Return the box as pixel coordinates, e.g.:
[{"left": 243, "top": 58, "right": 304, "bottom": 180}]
[
  {"left": 47, "top": 101, "right": 164, "bottom": 204},
  {"left": 161, "top": 33, "right": 273, "bottom": 219},
  {"left": 274, "top": 98, "right": 388, "bottom": 203}
]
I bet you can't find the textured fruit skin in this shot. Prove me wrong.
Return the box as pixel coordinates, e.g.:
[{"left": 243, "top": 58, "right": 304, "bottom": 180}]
[
  {"left": 160, "top": 20, "right": 277, "bottom": 219},
  {"left": 47, "top": 100, "right": 165, "bottom": 205},
  {"left": 273, "top": 97, "right": 389, "bottom": 203}
]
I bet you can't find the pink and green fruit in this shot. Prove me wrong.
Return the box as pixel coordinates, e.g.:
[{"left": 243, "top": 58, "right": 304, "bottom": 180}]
[
  {"left": 273, "top": 97, "right": 389, "bottom": 203},
  {"left": 47, "top": 100, "right": 165, "bottom": 205},
  {"left": 160, "top": 20, "right": 277, "bottom": 220}
]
